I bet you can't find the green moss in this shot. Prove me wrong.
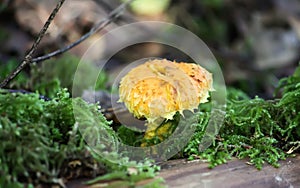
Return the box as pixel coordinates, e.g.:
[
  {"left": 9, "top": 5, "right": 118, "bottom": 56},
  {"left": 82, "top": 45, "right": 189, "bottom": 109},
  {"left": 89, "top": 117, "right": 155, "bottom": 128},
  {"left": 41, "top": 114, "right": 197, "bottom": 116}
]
[
  {"left": 117, "top": 125, "right": 144, "bottom": 146},
  {"left": 184, "top": 63, "right": 300, "bottom": 169},
  {"left": 0, "top": 89, "right": 160, "bottom": 187}
]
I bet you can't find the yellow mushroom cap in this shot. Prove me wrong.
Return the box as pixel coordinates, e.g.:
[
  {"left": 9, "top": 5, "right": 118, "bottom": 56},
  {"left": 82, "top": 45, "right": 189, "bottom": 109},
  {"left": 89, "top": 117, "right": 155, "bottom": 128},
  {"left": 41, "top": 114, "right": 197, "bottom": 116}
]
[{"left": 119, "top": 59, "right": 213, "bottom": 123}]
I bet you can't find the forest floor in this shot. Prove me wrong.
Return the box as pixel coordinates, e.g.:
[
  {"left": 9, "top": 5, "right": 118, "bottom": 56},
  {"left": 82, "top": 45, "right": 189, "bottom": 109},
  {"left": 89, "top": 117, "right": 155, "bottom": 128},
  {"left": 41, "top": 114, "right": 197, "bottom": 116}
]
[{"left": 65, "top": 155, "right": 300, "bottom": 188}]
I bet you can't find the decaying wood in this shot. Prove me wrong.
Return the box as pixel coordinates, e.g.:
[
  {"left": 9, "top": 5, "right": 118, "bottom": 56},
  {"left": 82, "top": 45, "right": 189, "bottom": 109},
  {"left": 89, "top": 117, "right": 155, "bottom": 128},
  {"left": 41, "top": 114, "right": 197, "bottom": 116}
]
[{"left": 159, "top": 155, "right": 300, "bottom": 188}]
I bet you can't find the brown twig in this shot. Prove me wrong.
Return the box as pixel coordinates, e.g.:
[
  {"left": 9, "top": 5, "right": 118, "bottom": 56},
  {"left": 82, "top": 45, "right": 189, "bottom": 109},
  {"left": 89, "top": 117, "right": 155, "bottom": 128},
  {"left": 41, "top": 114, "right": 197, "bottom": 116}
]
[
  {"left": 0, "top": 0, "right": 65, "bottom": 88},
  {"left": 0, "top": 0, "right": 133, "bottom": 88},
  {"left": 31, "top": 0, "right": 133, "bottom": 63}
]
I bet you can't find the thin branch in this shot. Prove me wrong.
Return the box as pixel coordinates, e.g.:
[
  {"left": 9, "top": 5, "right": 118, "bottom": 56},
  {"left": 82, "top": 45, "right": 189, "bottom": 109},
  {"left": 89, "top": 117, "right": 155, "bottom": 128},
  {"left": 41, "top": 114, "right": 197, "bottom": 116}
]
[
  {"left": 31, "top": 0, "right": 133, "bottom": 63},
  {"left": 0, "top": 0, "right": 65, "bottom": 88}
]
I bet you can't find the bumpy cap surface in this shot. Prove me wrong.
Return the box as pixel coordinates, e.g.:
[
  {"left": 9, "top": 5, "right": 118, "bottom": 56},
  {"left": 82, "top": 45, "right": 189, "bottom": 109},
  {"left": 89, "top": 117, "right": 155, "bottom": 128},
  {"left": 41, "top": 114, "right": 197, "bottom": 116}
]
[{"left": 119, "top": 59, "right": 213, "bottom": 123}]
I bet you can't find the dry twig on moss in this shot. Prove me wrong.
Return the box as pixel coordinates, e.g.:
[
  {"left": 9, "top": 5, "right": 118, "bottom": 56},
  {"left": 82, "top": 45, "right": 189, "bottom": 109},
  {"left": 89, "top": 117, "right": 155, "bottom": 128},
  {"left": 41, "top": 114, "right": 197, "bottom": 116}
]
[
  {"left": 0, "top": 0, "right": 133, "bottom": 88},
  {"left": 0, "top": 0, "right": 65, "bottom": 88}
]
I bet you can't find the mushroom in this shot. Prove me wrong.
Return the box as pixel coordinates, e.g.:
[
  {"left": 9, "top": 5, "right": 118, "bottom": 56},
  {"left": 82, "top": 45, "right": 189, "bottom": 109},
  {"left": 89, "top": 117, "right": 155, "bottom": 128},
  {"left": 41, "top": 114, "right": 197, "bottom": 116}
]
[{"left": 119, "top": 59, "right": 213, "bottom": 146}]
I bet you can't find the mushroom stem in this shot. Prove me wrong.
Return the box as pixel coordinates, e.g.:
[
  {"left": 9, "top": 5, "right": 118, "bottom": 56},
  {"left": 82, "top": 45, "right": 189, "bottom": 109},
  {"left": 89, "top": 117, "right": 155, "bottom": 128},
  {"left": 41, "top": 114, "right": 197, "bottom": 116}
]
[{"left": 141, "top": 113, "right": 180, "bottom": 147}]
